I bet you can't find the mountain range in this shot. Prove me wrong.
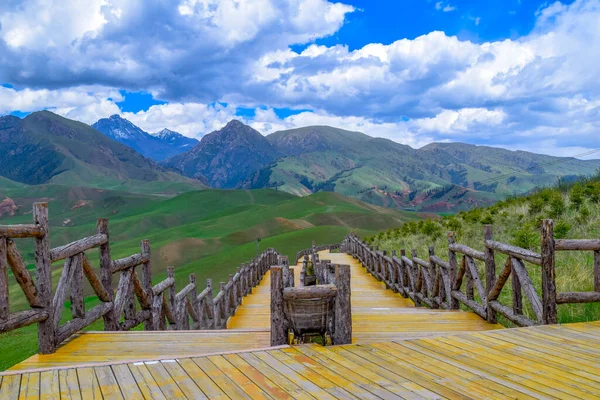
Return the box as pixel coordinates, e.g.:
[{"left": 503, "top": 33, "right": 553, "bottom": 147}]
[
  {"left": 92, "top": 115, "right": 198, "bottom": 161},
  {"left": 1, "top": 111, "right": 599, "bottom": 211}
]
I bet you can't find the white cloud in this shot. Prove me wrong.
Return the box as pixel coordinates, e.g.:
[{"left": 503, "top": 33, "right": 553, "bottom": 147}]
[{"left": 435, "top": 2, "right": 456, "bottom": 12}]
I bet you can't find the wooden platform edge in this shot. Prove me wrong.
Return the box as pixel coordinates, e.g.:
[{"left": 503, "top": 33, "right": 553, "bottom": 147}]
[{"left": 1, "top": 344, "right": 290, "bottom": 376}]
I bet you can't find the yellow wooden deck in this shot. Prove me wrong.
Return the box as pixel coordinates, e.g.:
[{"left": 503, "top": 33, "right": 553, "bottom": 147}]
[
  {"left": 4, "top": 250, "right": 600, "bottom": 398},
  {"left": 228, "top": 251, "right": 501, "bottom": 341},
  {"left": 3, "top": 322, "right": 600, "bottom": 399}
]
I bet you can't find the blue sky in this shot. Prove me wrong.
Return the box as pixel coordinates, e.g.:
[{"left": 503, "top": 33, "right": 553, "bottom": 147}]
[{"left": 0, "top": 0, "right": 598, "bottom": 158}]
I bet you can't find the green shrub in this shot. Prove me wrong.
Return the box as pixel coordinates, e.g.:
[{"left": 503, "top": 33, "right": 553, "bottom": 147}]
[
  {"left": 549, "top": 196, "right": 567, "bottom": 218},
  {"left": 528, "top": 198, "right": 546, "bottom": 214},
  {"left": 554, "top": 221, "right": 572, "bottom": 239}
]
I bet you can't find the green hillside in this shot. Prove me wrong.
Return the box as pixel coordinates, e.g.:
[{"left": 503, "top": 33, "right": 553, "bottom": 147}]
[
  {"left": 242, "top": 126, "right": 600, "bottom": 211},
  {"left": 367, "top": 172, "right": 600, "bottom": 325},
  {"left": 0, "top": 111, "right": 205, "bottom": 195},
  {"left": 0, "top": 187, "right": 418, "bottom": 370}
]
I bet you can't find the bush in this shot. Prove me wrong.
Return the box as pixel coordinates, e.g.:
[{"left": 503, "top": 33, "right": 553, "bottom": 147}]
[
  {"left": 554, "top": 221, "right": 572, "bottom": 239},
  {"left": 549, "top": 196, "right": 567, "bottom": 218},
  {"left": 511, "top": 226, "right": 539, "bottom": 251},
  {"left": 528, "top": 198, "right": 546, "bottom": 214},
  {"left": 570, "top": 185, "right": 584, "bottom": 210},
  {"left": 577, "top": 206, "right": 591, "bottom": 224}
]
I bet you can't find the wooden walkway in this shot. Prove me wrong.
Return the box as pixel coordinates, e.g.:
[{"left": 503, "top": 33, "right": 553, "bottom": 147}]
[
  {"left": 3, "top": 322, "right": 600, "bottom": 398},
  {"left": 4, "top": 250, "right": 600, "bottom": 398},
  {"left": 228, "top": 251, "right": 501, "bottom": 341}
]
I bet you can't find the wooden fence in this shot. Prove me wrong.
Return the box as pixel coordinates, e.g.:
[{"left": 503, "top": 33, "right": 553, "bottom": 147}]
[
  {"left": 342, "top": 220, "right": 600, "bottom": 326},
  {"left": 0, "top": 203, "right": 280, "bottom": 354}
]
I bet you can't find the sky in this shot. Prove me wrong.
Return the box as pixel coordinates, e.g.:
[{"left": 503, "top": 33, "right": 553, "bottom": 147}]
[{"left": 1, "top": 0, "right": 599, "bottom": 158}]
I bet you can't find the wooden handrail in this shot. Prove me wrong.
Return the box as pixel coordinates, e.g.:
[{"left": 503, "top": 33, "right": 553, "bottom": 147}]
[{"left": 341, "top": 220, "right": 600, "bottom": 328}]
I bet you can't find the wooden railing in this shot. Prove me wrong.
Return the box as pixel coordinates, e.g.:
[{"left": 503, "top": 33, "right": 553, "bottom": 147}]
[
  {"left": 342, "top": 220, "right": 600, "bottom": 327},
  {"left": 0, "top": 203, "right": 280, "bottom": 354}
]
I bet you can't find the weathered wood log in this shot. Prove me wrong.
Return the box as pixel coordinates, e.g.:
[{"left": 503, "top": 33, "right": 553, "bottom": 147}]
[
  {"left": 556, "top": 291, "right": 600, "bottom": 304},
  {"left": 512, "top": 257, "right": 523, "bottom": 316},
  {"left": 52, "top": 256, "right": 75, "bottom": 328},
  {"left": 412, "top": 256, "right": 430, "bottom": 269},
  {"left": 188, "top": 274, "right": 200, "bottom": 329},
  {"left": 484, "top": 225, "right": 497, "bottom": 323},
  {"left": 111, "top": 253, "right": 148, "bottom": 274},
  {"left": 70, "top": 254, "right": 85, "bottom": 319},
  {"left": 488, "top": 300, "right": 535, "bottom": 327},
  {"left": 282, "top": 285, "right": 337, "bottom": 300},
  {"left": 465, "top": 256, "right": 487, "bottom": 304},
  {"left": 428, "top": 247, "right": 439, "bottom": 309},
  {"left": 119, "top": 309, "right": 151, "bottom": 332},
  {"left": 0, "top": 310, "right": 49, "bottom": 333},
  {"left": 6, "top": 240, "right": 41, "bottom": 307},
  {"left": 451, "top": 290, "right": 486, "bottom": 319},
  {"left": 0, "top": 224, "right": 43, "bottom": 238},
  {"left": 334, "top": 264, "right": 351, "bottom": 345},
  {"left": 175, "top": 282, "right": 196, "bottom": 302},
  {"left": 487, "top": 258, "right": 512, "bottom": 302},
  {"left": 151, "top": 294, "right": 163, "bottom": 330},
  {"left": 595, "top": 251, "right": 600, "bottom": 293},
  {"left": 140, "top": 240, "right": 153, "bottom": 330},
  {"left": 511, "top": 257, "right": 543, "bottom": 322},
  {"left": 167, "top": 266, "right": 176, "bottom": 328},
  {"left": 113, "top": 269, "right": 134, "bottom": 323},
  {"left": 50, "top": 234, "right": 108, "bottom": 263},
  {"left": 453, "top": 255, "right": 466, "bottom": 292},
  {"left": 152, "top": 278, "right": 175, "bottom": 296},
  {"left": 162, "top": 291, "right": 177, "bottom": 328},
  {"left": 555, "top": 239, "right": 600, "bottom": 251},
  {"left": 132, "top": 271, "right": 152, "bottom": 309},
  {"left": 56, "top": 302, "right": 113, "bottom": 345},
  {"left": 485, "top": 240, "right": 541, "bottom": 266},
  {"left": 97, "top": 218, "right": 117, "bottom": 331},
  {"left": 541, "top": 220, "right": 557, "bottom": 325},
  {"left": 449, "top": 243, "right": 486, "bottom": 262},
  {"left": 447, "top": 232, "right": 459, "bottom": 309},
  {"left": 33, "top": 203, "right": 55, "bottom": 354},
  {"left": 431, "top": 255, "right": 450, "bottom": 270},
  {"left": 0, "top": 238, "right": 8, "bottom": 320},
  {"left": 271, "top": 266, "right": 286, "bottom": 346}
]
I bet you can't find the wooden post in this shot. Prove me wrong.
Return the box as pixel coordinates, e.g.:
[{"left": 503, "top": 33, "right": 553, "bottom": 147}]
[
  {"left": 228, "top": 274, "right": 236, "bottom": 315},
  {"left": 33, "top": 203, "right": 55, "bottom": 354},
  {"left": 447, "top": 232, "right": 459, "bottom": 309},
  {"left": 334, "top": 264, "right": 352, "bottom": 345},
  {"left": 512, "top": 259, "right": 523, "bottom": 316},
  {"left": 70, "top": 253, "right": 85, "bottom": 319},
  {"left": 141, "top": 240, "right": 153, "bottom": 330},
  {"left": 0, "top": 238, "right": 8, "bottom": 321},
  {"left": 206, "top": 279, "right": 214, "bottom": 329},
  {"left": 391, "top": 250, "right": 398, "bottom": 292},
  {"left": 595, "top": 251, "right": 600, "bottom": 292},
  {"left": 270, "top": 266, "right": 286, "bottom": 346},
  {"left": 98, "top": 218, "right": 117, "bottom": 331},
  {"left": 484, "top": 225, "right": 497, "bottom": 323},
  {"left": 428, "top": 247, "right": 439, "bottom": 309},
  {"left": 541, "top": 220, "right": 557, "bottom": 324},
  {"left": 189, "top": 274, "right": 199, "bottom": 329},
  {"left": 290, "top": 267, "right": 295, "bottom": 287},
  {"left": 167, "top": 266, "right": 176, "bottom": 329},
  {"left": 220, "top": 282, "right": 228, "bottom": 327}
]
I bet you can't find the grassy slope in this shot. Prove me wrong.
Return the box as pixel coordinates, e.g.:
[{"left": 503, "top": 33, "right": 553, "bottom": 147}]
[
  {"left": 0, "top": 187, "right": 418, "bottom": 370},
  {"left": 367, "top": 174, "right": 600, "bottom": 326}
]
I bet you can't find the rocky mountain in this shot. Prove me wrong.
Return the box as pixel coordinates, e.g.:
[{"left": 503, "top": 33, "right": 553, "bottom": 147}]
[
  {"left": 92, "top": 115, "right": 198, "bottom": 161},
  {"left": 0, "top": 111, "right": 202, "bottom": 192},
  {"left": 163, "top": 120, "right": 280, "bottom": 188}
]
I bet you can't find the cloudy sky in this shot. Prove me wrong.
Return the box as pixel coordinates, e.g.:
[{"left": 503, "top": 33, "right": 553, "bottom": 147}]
[{"left": 1, "top": 0, "right": 599, "bottom": 158}]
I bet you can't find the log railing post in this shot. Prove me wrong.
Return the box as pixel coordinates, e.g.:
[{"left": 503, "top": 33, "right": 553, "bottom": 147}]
[
  {"left": 206, "top": 279, "right": 214, "bottom": 329},
  {"left": 541, "top": 220, "right": 557, "bottom": 324},
  {"left": 270, "top": 266, "right": 286, "bottom": 346},
  {"left": 167, "top": 266, "right": 176, "bottom": 329},
  {"left": 447, "top": 232, "right": 460, "bottom": 309},
  {"left": 484, "top": 225, "right": 497, "bottom": 323},
  {"left": 428, "top": 246, "right": 439, "bottom": 309},
  {"left": 334, "top": 264, "right": 352, "bottom": 345},
  {"left": 98, "top": 218, "right": 117, "bottom": 331},
  {"left": 190, "top": 274, "right": 199, "bottom": 329},
  {"left": 141, "top": 239, "right": 153, "bottom": 330},
  {"left": 0, "top": 238, "right": 8, "bottom": 322},
  {"left": 228, "top": 274, "right": 236, "bottom": 315},
  {"left": 33, "top": 203, "right": 55, "bottom": 354},
  {"left": 390, "top": 250, "right": 398, "bottom": 292}
]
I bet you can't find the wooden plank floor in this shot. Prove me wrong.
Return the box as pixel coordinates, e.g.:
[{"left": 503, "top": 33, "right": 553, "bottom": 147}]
[
  {"left": 3, "top": 322, "right": 600, "bottom": 399},
  {"left": 9, "top": 330, "right": 271, "bottom": 371},
  {"left": 228, "top": 251, "right": 501, "bottom": 341}
]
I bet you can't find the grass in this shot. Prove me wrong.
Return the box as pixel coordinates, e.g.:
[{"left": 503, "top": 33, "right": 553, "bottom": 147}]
[
  {"left": 0, "top": 187, "right": 417, "bottom": 370},
  {"left": 366, "top": 173, "right": 600, "bottom": 326}
]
